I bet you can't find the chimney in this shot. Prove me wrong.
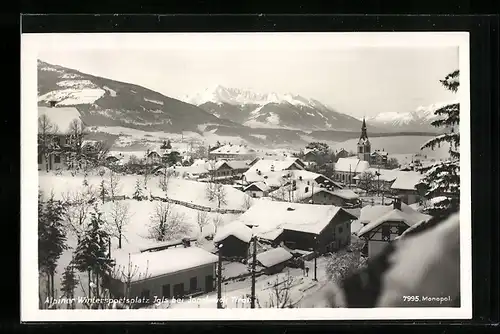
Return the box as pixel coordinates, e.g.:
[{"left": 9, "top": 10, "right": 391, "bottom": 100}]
[
  {"left": 393, "top": 197, "right": 402, "bottom": 210},
  {"left": 182, "top": 238, "right": 191, "bottom": 248}
]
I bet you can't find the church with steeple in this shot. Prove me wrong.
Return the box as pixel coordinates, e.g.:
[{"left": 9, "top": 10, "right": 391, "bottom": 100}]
[{"left": 357, "top": 117, "right": 371, "bottom": 162}]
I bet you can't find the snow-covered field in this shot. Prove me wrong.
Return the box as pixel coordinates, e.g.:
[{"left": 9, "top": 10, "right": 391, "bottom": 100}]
[
  {"left": 38, "top": 171, "right": 245, "bottom": 307},
  {"left": 39, "top": 172, "right": 251, "bottom": 211}
]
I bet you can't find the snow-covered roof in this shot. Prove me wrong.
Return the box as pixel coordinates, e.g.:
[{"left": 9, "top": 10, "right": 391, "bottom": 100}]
[
  {"left": 235, "top": 201, "right": 356, "bottom": 235},
  {"left": 113, "top": 247, "right": 218, "bottom": 282},
  {"left": 210, "top": 144, "right": 256, "bottom": 155},
  {"left": 390, "top": 171, "right": 424, "bottom": 191},
  {"left": 371, "top": 150, "right": 389, "bottom": 157},
  {"left": 38, "top": 106, "right": 82, "bottom": 134},
  {"left": 227, "top": 160, "right": 252, "bottom": 170},
  {"left": 213, "top": 221, "right": 253, "bottom": 244},
  {"left": 331, "top": 189, "right": 359, "bottom": 200},
  {"left": 257, "top": 228, "right": 284, "bottom": 241},
  {"left": 244, "top": 181, "right": 270, "bottom": 193},
  {"left": 256, "top": 247, "right": 293, "bottom": 268},
  {"left": 335, "top": 158, "right": 370, "bottom": 173},
  {"left": 246, "top": 158, "right": 304, "bottom": 175},
  {"left": 358, "top": 205, "right": 432, "bottom": 237}
]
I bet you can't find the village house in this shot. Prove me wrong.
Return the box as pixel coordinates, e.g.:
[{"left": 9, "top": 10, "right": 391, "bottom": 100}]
[
  {"left": 213, "top": 221, "right": 253, "bottom": 260},
  {"left": 370, "top": 149, "right": 389, "bottom": 167},
  {"left": 335, "top": 148, "right": 350, "bottom": 160},
  {"left": 243, "top": 181, "right": 271, "bottom": 198},
  {"left": 268, "top": 170, "right": 360, "bottom": 207},
  {"left": 110, "top": 246, "right": 218, "bottom": 301},
  {"left": 38, "top": 106, "right": 84, "bottom": 171},
  {"left": 333, "top": 157, "right": 370, "bottom": 185},
  {"left": 356, "top": 198, "right": 432, "bottom": 258},
  {"left": 390, "top": 171, "right": 426, "bottom": 205},
  {"left": 242, "top": 158, "right": 307, "bottom": 188},
  {"left": 235, "top": 201, "right": 357, "bottom": 254},
  {"left": 208, "top": 144, "right": 257, "bottom": 161},
  {"left": 146, "top": 149, "right": 162, "bottom": 165}
]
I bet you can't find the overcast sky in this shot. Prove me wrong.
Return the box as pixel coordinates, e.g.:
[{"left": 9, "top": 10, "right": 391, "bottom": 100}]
[{"left": 36, "top": 35, "right": 459, "bottom": 118}]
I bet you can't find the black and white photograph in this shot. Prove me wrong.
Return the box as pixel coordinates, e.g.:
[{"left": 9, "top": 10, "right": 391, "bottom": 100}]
[{"left": 21, "top": 32, "right": 471, "bottom": 321}]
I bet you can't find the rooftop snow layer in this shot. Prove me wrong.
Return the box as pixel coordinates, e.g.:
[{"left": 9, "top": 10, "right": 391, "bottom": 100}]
[
  {"left": 113, "top": 247, "right": 218, "bottom": 282},
  {"left": 335, "top": 158, "right": 370, "bottom": 173},
  {"left": 256, "top": 247, "right": 293, "bottom": 268},
  {"left": 358, "top": 205, "right": 432, "bottom": 237},
  {"left": 390, "top": 171, "right": 424, "bottom": 190},
  {"left": 210, "top": 144, "right": 256, "bottom": 155},
  {"left": 235, "top": 201, "right": 356, "bottom": 235},
  {"left": 213, "top": 221, "right": 253, "bottom": 244}
]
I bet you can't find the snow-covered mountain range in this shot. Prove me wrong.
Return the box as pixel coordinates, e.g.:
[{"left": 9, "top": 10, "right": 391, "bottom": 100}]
[
  {"left": 37, "top": 60, "right": 237, "bottom": 133},
  {"left": 184, "top": 85, "right": 368, "bottom": 132},
  {"left": 368, "top": 101, "right": 459, "bottom": 132}
]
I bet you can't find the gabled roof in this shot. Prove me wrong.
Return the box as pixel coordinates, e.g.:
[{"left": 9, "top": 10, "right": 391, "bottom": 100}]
[
  {"left": 357, "top": 204, "right": 432, "bottom": 237},
  {"left": 244, "top": 181, "right": 270, "bottom": 193},
  {"left": 226, "top": 160, "right": 251, "bottom": 170},
  {"left": 113, "top": 247, "right": 218, "bottom": 282},
  {"left": 38, "top": 106, "right": 82, "bottom": 134},
  {"left": 335, "top": 158, "right": 370, "bottom": 173},
  {"left": 213, "top": 221, "right": 253, "bottom": 244},
  {"left": 235, "top": 201, "right": 357, "bottom": 236}
]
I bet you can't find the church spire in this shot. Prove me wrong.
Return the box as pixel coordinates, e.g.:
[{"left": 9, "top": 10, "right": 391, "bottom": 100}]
[{"left": 360, "top": 117, "right": 368, "bottom": 140}]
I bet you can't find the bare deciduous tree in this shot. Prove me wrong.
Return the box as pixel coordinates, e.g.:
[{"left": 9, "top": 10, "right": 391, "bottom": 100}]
[
  {"left": 266, "top": 270, "right": 296, "bottom": 308},
  {"left": 108, "top": 170, "right": 122, "bottom": 202},
  {"left": 38, "top": 115, "right": 59, "bottom": 172},
  {"left": 242, "top": 195, "right": 253, "bottom": 210},
  {"left": 67, "top": 119, "right": 87, "bottom": 170},
  {"left": 62, "top": 187, "right": 97, "bottom": 239},
  {"left": 158, "top": 169, "right": 173, "bottom": 194},
  {"left": 206, "top": 182, "right": 227, "bottom": 208},
  {"left": 108, "top": 201, "right": 131, "bottom": 249},
  {"left": 211, "top": 214, "right": 224, "bottom": 234},
  {"left": 148, "top": 202, "right": 191, "bottom": 242},
  {"left": 108, "top": 254, "right": 153, "bottom": 309},
  {"left": 196, "top": 210, "right": 209, "bottom": 235}
]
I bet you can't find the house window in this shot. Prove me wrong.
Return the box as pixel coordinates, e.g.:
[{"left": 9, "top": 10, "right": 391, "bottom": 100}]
[
  {"left": 338, "top": 226, "right": 343, "bottom": 234},
  {"left": 140, "top": 289, "right": 150, "bottom": 300},
  {"left": 173, "top": 283, "right": 184, "bottom": 298},
  {"left": 54, "top": 155, "right": 61, "bottom": 163},
  {"left": 252, "top": 193, "right": 256, "bottom": 198},
  {"left": 398, "top": 225, "right": 408, "bottom": 235},
  {"left": 381, "top": 225, "right": 391, "bottom": 241},
  {"left": 162, "top": 284, "right": 171, "bottom": 298},
  {"left": 190, "top": 277, "right": 198, "bottom": 292}
]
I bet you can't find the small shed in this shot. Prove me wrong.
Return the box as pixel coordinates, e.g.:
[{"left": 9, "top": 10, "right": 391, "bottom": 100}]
[
  {"left": 213, "top": 221, "right": 253, "bottom": 260},
  {"left": 255, "top": 247, "right": 293, "bottom": 274}
]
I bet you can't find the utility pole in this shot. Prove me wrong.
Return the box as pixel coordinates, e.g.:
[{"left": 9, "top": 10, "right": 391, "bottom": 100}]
[
  {"left": 217, "top": 244, "right": 223, "bottom": 309},
  {"left": 313, "top": 236, "right": 318, "bottom": 281},
  {"left": 250, "top": 236, "right": 257, "bottom": 309},
  {"left": 311, "top": 182, "right": 314, "bottom": 204}
]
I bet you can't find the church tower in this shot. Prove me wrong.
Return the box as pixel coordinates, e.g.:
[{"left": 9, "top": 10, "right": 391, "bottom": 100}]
[{"left": 357, "top": 117, "right": 371, "bottom": 162}]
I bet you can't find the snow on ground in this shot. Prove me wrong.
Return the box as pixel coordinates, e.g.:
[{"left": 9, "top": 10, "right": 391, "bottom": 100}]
[
  {"left": 38, "top": 88, "right": 106, "bottom": 106},
  {"left": 38, "top": 172, "right": 242, "bottom": 308},
  {"left": 144, "top": 98, "right": 164, "bottom": 105},
  {"left": 103, "top": 86, "right": 117, "bottom": 97},
  {"left": 39, "top": 172, "right": 251, "bottom": 211},
  {"left": 158, "top": 256, "right": 331, "bottom": 309}
]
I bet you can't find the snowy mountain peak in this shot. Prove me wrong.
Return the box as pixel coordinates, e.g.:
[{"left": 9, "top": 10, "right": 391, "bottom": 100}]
[
  {"left": 185, "top": 85, "right": 330, "bottom": 110},
  {"left": 369, "top": 100, "right": 460, "bottom": 131}
]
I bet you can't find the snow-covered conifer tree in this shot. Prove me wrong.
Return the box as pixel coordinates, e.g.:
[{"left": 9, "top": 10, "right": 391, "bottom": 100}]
[{"left": 418, "top": 70, "right": 460, "bottom": 218}]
